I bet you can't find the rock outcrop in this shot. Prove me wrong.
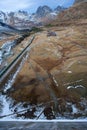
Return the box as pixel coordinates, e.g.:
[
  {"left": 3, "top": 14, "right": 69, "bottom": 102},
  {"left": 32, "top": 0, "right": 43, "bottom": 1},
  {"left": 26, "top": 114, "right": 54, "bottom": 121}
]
[{"left": 74, "top": 0, "right": 87, "bottom": 4}]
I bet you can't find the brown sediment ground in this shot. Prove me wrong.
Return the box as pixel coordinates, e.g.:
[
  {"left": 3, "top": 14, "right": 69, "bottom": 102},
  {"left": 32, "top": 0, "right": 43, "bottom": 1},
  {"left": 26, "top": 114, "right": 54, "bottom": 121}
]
[{"left": 7, "top": 20, "right": 87, "bottom": 115}]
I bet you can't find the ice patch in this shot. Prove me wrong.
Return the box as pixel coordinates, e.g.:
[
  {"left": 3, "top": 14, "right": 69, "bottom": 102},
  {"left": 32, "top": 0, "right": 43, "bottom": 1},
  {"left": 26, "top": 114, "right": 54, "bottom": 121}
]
[
  {"left": 67, "top": 86, "right": 74, "bottom": 90},
  {"left": 75, "top": 85, "right": 85, "bottom": 89},
  {"left": 68, "top": 71, "right": 72, "bottom": 74},
  {"left": 67, "top": 85, "right": 85, "bottom": 90},
  {"left": 72, "top": 105, "right": 78, "bottom": 114},
  {"left": 0, "top": 95, "right": 11, "bottom": 117},
  {"left": 50, "top": 12, "right": 57, "bottom": 16},
  {"left": 53, "top": 77, "right": 58, "bottom": 87},
  {"left": 35, "top": 107, "right": 45, "bottom": 120}
]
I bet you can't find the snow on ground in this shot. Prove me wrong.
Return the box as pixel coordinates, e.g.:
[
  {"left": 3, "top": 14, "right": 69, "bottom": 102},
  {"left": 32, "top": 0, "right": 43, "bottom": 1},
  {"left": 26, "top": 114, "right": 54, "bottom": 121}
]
[
  {"left": 0, "top": 51, "right": 87, "bottom": 121},
  {"left": 72, "top": 105, "right": 78, "bottom": 114},
  {"left": 4, "top": 55, "right": 27, "bottom": 92},
  {"left": 0, "top": 53, "right": 30, "bottom": 120},
  {"left": 0, "top": 95, "right": 12, "bottom": 117},
  {"left": 75, "top": 85, "right": 85, "bottom": 89},
  {"left": 68, "top": 71, "right": 72, "bottom": 73},
  {"left": 53, "top": 76, "right": 59, "bottom": 87},
  {"left": 67, "top": 86, "right": 74, "bottom": 90},
  {"left": 0, "top": 118, "right": 87, "bottom": 122},
  {"left": 0, "top": 41, "right": 15, "bottom": 66},
  {"left": 67, "top": 85, "right": 85, "bottom": 90}
]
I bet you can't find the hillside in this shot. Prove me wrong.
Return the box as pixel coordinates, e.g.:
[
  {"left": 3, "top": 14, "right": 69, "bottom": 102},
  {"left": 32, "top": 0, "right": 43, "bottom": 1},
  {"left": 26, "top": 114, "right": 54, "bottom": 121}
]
[
  {"left": 0, "top": 1, "right": 87, "bottom": 120},
  {"left": 50, "top": 1, "right": 87, "bottom": 26}
]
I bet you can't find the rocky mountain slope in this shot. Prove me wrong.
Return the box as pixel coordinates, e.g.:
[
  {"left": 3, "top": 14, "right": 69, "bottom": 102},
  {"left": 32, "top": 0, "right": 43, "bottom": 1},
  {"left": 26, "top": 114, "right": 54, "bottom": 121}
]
[
  {"left": 74, "top": 0, "right": 87, "bottom": 4},
  {"left": 51, "top": 1, "right": 87, "bottom": 24}
]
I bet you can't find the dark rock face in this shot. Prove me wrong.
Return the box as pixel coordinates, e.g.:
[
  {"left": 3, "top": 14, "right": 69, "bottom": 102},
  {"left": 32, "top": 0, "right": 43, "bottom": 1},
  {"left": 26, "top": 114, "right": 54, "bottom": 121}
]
[
  {"left": 18, "top": 10, "right": 28, "bottom": 16},
  {"left": 36, "top": 5, "right": 52, "bottom": 17},
  {"left": 43, "top": 107, "right": 55, "bottom": 120},
  {"left": 17, "top": 108, "right": 36, "bottom": 119},
  {"left": 54, "top": 6, "right": 66, "bottom": 13},
  {"left": 47, "top": 31, "right": 57, "bottom": 37}
]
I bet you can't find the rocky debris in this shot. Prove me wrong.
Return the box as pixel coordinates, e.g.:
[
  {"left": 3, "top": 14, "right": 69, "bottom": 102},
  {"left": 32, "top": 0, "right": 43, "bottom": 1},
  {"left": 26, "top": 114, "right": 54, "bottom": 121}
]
[
  {"left": 43, "top": 107, "right": 55, "bottom": 120},
  {"left": 47, "top": 31, "right": 57, "bottom": 37},
  {"left": 17, "top": 107, "right": 36, "bottom": 119}
]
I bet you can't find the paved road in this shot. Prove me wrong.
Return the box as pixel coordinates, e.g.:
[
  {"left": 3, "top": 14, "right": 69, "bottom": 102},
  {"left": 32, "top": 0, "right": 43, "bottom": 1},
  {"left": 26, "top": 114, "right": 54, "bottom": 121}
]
[{"left": 0, "top": 122, "right": 87, "bottom": 130}]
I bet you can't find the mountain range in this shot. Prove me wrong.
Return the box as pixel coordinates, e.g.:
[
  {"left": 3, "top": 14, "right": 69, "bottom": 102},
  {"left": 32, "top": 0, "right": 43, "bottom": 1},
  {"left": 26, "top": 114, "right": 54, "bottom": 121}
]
[
  {"left": 0, "top": 0, "right": 86, "bottom": 29},
  {"left": 0, "top": 5, "right": 66, "bottom": 29}
]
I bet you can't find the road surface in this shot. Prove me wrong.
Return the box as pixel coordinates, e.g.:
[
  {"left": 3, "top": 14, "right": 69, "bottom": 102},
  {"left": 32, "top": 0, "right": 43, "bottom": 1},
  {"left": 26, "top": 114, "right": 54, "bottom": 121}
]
[{"left": 0, "top": 121, "right": 87, "bottom": 130}]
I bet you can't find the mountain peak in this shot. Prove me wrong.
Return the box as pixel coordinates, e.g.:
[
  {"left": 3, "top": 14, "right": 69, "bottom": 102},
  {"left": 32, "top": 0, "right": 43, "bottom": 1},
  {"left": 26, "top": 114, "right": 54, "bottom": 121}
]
[
  {"left": 54, "top": 6, "right": 67, "bottom": 13},
  {"left": 36, "top": 5, "right": 52, "bottom": 17},
  {"left": 0, "top": 5, "right": 66, "bottom": 28}
]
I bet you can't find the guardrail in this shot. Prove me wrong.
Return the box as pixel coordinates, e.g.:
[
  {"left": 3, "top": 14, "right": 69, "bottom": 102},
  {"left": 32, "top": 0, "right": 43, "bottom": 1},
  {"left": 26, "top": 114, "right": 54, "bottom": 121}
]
[{"left": 0, "top": 35, "right": 35, "bottom": 82}]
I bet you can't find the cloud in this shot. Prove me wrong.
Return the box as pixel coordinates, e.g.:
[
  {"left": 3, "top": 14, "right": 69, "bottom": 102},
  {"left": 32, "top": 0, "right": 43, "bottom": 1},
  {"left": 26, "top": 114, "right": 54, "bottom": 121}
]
[
  {"left": 0, "top": 0, "right": 34, "bottom": 12},
  {"left": 0, "top": 0, "right": 75, "bottom": 13}
]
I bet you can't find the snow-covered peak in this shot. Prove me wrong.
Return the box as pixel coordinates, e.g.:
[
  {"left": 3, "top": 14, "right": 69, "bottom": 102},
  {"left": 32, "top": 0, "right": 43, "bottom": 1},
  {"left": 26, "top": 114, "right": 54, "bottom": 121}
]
[
  {"left": 13, "top": 10, "right": 30, "bottom": 20},
  {"left": 0, "top": 11, "right": 7, "bottom": 23},
  {"left": 0, "top": 5, "right": 67, "bottom": 28}
]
